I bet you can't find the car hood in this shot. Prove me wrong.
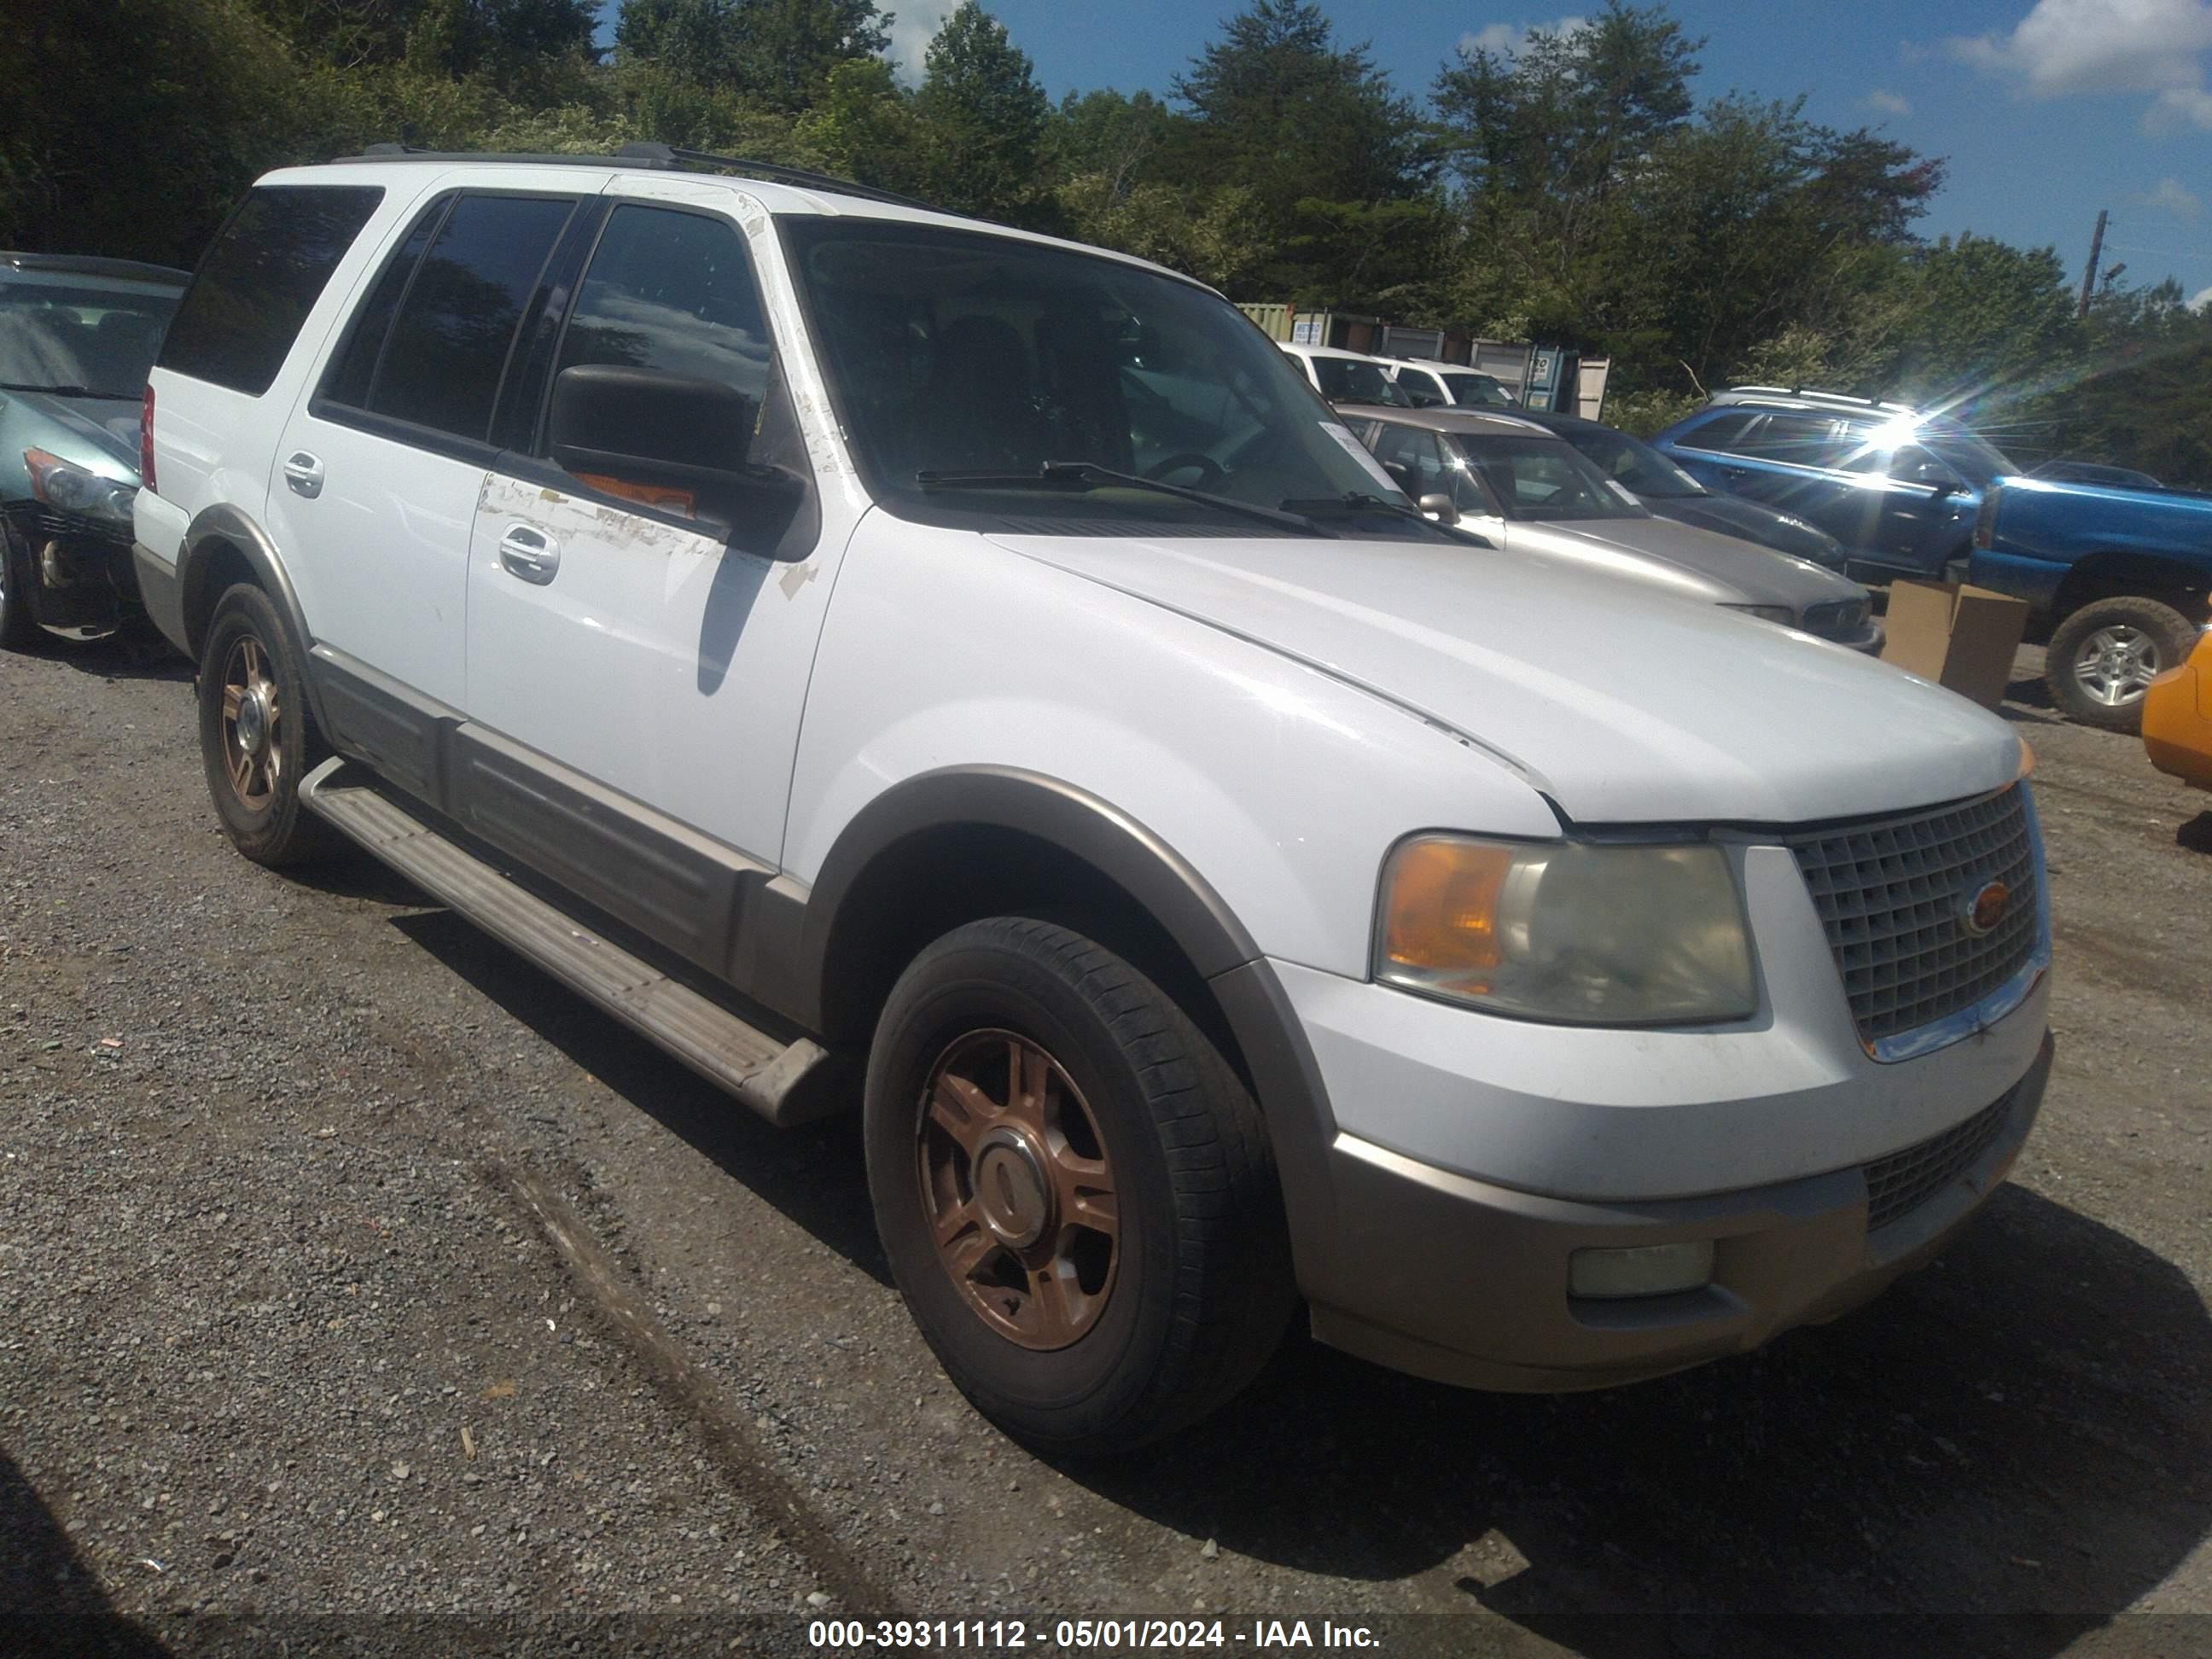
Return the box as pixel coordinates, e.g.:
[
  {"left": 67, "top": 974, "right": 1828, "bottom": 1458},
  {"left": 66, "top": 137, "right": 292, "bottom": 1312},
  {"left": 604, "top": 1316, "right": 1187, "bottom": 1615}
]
[
  {"left": 0, "top": 388, "right": 141, "bottom": 477},
  {"left": 1643, "top": 492, "right": 1846, "bottom": 568},
  {"left": 990, "top": 532, "right": 2017, "bottom": 825},
  {"left": 1515, "top": 514, "right": 1863, "bottom": 611}
]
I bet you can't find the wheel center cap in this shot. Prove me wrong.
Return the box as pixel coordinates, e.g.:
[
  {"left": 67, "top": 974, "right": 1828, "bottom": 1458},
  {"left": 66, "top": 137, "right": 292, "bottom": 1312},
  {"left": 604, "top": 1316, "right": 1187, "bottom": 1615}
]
[
  {"left": 236, "top": 685, "right": 271, "bottom": 754},
  {"left": 973, "top": 1128, "right": 1051, "bottom": 1250}
]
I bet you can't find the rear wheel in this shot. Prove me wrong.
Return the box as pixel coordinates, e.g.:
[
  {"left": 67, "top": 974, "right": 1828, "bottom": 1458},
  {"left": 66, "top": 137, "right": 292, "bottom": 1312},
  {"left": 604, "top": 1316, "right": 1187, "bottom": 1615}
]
[
  {"left": 2046, "top": 597, "right": 2199, "bottom": 731},
  {"left": 197, "top": 583, "right": 329, "bottom": 866},
  {"left": 864, "top": 917, "right": 1294, "bottom": 1454}
]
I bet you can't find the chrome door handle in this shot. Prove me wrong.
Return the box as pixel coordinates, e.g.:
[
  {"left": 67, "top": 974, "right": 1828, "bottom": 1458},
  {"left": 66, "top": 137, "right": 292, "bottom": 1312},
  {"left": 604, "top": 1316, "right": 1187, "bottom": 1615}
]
[
  {"left": 282, "top": 451, "right": 324, "bottom": 498},
  {"left": 498, "top": 524, "right": 560, "bottom": 585}
]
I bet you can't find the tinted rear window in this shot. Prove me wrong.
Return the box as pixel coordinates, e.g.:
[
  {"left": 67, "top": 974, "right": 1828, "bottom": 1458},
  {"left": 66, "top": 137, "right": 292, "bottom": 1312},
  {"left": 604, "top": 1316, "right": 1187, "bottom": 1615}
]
[
  {"left": 160, "top": 185, "right": 383, "bottom": 395},
  {"left": 321, "top": 201, "right": 444, "bottom": 410},
  {"left": 369, "top": 194, "right": 577, "bottom": 441}
]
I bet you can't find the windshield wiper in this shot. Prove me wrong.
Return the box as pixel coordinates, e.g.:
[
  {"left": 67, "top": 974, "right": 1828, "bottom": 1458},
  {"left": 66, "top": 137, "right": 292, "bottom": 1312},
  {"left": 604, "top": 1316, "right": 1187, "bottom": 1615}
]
[
  {"left": 917, "top": 460, "right": 1326, "bottom": 537},
  {"left": 1282, "top": 491, "right": 1481, "bottom": 539},
  {"left": 0, "top": 381, "right": 136, "bottom": 400}
]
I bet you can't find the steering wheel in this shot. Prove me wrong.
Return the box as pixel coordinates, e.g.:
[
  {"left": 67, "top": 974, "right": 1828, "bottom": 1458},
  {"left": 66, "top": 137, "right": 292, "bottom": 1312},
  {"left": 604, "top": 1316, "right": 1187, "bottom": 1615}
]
[{"left": 1144, "top": 451, "right": 1227, "bottom": 488}]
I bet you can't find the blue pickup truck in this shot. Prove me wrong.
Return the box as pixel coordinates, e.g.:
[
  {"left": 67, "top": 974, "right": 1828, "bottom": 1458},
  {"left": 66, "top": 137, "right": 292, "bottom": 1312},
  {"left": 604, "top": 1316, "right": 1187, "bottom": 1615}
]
[{"left": 1969, "top": 475, "right": 2212, "bottom": 730}]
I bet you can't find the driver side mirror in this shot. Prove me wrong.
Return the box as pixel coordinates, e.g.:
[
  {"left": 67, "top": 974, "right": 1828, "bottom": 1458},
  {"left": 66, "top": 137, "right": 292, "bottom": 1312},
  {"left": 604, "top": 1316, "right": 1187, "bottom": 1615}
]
[
  {"left": 550, "top": 364, "right": 807, "bottom": 556},
  {"left": 1417, "top": 492, "right": 1460, "bottom": 526}
]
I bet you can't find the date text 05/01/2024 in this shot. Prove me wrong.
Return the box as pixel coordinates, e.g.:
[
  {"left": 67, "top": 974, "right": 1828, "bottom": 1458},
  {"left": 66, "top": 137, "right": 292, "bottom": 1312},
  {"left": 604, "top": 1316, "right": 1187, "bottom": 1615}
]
[{"left": 806, "top": 1618, "right": 1382, "bottom": 1650}]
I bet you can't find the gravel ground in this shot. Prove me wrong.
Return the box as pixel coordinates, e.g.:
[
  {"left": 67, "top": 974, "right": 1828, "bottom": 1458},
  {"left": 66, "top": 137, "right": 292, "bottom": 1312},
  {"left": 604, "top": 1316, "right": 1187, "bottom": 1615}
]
[{"left": 2, "top": 630, "right": 2208, "bottom": 1656}]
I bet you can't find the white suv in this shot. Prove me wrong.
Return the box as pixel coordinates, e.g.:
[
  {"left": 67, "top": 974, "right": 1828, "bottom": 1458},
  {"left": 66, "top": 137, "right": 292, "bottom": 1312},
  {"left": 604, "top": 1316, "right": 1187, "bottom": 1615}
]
[{"left": 134, "top": 147, "right": 2054, "bottom": 1453}]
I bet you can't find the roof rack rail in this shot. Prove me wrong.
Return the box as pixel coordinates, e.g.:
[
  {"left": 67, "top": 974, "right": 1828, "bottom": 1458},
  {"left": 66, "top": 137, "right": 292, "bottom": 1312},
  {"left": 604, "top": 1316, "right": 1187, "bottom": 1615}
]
[
  {"left": 618, "top": 142, "right": 936, "bottom": 212},
  {"left": 1720, "top": 384, "right": 1917, "bottom": 415},
  {"left": 343, "top": 141, "right": 937, "bottom": 213}
]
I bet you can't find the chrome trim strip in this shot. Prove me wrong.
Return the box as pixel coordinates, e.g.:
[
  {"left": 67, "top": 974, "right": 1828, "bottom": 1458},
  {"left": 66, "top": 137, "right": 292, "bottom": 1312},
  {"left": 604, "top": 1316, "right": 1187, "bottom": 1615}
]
[{"left": 1865, "top": 783, "right": 2052, "bottom": 1064}]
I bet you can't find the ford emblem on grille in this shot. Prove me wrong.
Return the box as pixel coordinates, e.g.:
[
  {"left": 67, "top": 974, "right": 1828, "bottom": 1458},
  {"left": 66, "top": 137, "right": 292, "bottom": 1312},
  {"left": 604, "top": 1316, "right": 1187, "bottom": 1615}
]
[{"left": 1962, "top": 879, "right": 2011, "bottom": 937}]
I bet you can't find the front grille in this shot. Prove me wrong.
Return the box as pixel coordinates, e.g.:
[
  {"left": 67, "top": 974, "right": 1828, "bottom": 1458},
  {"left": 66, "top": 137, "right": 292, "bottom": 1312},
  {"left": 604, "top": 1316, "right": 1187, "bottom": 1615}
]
[
  {"left": 1802, "top": 598, "right": 1867, "bottom": 638},
  {"left": 1787, "top": 787, "right": 2040, "bottom": 1045},
  {"left": 3, "top": 501, "right": 132, "bottom": 550},
  {"left": 1864, "top": 1091, "right": 2013, "bottom": 1231}
]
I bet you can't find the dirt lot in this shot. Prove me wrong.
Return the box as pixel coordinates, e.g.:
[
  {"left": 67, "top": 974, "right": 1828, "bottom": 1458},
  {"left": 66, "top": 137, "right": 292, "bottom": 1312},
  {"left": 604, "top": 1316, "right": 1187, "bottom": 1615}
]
[{"left": 2, "top": 631, "right": 2208, "bottom": 1655}]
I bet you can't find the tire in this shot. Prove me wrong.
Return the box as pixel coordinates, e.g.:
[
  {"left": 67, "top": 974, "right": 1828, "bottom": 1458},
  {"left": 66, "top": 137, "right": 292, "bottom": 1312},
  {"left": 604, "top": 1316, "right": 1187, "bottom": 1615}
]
[
  {"left": 0, "top": 521, "right": 43, "bottom": 651},
  {"left": 864, "top": 917, "right": 1294, "bottom": 1455},
  {"left": 197, "top": 583, "right": 329, "bottom": 866},
  {"left": 2046, "top": 596, "right": 2200, "bottom": 732}
]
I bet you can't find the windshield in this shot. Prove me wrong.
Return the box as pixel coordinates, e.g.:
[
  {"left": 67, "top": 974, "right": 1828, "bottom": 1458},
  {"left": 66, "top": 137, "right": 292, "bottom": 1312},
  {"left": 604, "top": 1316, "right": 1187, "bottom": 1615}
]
[
  {"left": 785, "top": 219, "right": 1431, "bottom": 535},
  {"left": 1442, "top": 373, "right": 1515, "bottom": 408},
  {"left": 1560, "top": 424, "right": 1706, "bottom": 499},
  {"left": 1310, "top": 354, "right": 1409, "bottom": 407},
  {"left": 1449, "top": 433, "right": 1648, "bottom": 521},
  {"left": 0, "top": 270, "right": 181, "bottom": 399}
]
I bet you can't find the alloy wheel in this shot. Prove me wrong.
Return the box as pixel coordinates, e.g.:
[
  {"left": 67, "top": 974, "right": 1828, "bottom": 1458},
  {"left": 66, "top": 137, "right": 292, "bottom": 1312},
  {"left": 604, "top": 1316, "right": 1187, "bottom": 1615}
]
[
  {"left": 219, "top": 633, "right": 283, "bottom": 810},
  {"left": 2072, "top": 624, "right": 2163, "bottom": 707},
  {"left": 916, "top": 1027, "right": 1120, "bottom": 1350}
]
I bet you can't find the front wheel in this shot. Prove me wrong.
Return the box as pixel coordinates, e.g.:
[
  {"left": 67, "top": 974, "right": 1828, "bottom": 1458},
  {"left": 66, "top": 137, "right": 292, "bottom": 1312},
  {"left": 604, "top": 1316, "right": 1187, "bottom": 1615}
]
[
  {"left": 864, "top": 918, "right": 1294, "bottom": 1454},
  {"left": 2046, "top": 597, "right": 2199, "bottom": 731},
  {"left": 197, "top": 583, "right": 329, "bottom": 866}
]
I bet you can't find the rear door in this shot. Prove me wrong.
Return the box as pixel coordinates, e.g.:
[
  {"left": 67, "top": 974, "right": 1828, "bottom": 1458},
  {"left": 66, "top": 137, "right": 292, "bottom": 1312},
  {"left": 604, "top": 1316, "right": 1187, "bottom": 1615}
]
[
  {"left": 463, "top": 187, "right": 832, "bottom": 874},
  {"left": 267, "top": 175, "right": 593, "bottom": 713}
]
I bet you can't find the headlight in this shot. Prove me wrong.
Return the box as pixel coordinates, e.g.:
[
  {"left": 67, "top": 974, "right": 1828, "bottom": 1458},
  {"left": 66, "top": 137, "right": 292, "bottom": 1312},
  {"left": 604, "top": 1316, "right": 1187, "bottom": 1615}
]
[
  {"left": 1725, "top": 603, "right": 1796, "bottom": 626},
  {"left": 24, "top": 447, "right": 137, "bottom": 527},
  {"left": 1377, "top": 835, "right": 1756, "bottom": 1024}
]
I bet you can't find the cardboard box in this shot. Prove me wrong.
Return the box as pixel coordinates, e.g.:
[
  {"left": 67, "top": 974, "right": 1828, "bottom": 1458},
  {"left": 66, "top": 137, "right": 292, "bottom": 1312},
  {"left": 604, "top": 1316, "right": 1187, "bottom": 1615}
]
[{"left": 1879, "top": 580, "right": 2030, "bottom": 710}]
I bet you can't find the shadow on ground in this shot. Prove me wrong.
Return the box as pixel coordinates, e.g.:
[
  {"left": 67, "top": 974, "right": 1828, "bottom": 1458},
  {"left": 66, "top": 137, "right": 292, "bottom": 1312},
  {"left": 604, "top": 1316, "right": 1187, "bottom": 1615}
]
[
  {"left": 0, "top": 1445, "right": 166, "bottom": 1652},
  {"left": 24, "top": 629, "right": 193, "bottom": 684},
  {"left": 325, "top": 882, "right": 2208, "bottom": 1649},
  {"left": 387, "top": 906, "right": 889, "bottom": 1286}
]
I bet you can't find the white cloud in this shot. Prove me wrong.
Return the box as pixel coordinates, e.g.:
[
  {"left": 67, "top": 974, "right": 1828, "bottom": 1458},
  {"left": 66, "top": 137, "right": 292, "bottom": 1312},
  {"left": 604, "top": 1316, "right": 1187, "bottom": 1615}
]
[
  {"left": 1459, "top": 15, "right": 1589, "bottom": 60},
  {"left": 2144, "top": 174, "right": 2204, "bottom": 216},
  {"left": 2192, "top": 283, "right": 2212, "bottom": 307},
  {"left": 1942, "top": 0, "right": 2212, "bottom": 127},
  {"left": 1866, "top": 88, "right": 1913, "bottom": 114},
  {"left": 888, "top": 0, "right": 958, "bottom": 84}
]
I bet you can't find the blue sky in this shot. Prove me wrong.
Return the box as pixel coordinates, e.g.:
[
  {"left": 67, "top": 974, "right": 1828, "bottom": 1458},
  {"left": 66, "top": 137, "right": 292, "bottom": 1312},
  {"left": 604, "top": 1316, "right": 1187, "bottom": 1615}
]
[{"left": 872, "top": 0, "right": 2212, "bottom": 302}]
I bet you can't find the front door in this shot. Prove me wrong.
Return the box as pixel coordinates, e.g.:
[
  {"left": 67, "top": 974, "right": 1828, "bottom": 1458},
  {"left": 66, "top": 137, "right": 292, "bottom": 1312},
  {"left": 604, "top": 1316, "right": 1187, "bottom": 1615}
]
[{"left": 463, "top": 193, "right": 835, "bottom": 870}]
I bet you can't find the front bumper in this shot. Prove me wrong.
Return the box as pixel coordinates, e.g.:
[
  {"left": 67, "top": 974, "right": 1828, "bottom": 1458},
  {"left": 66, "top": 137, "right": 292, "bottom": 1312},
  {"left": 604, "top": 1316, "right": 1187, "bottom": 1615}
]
[{"left": 1307, "top": 1032, "right": 2052, "bottom": 1392}]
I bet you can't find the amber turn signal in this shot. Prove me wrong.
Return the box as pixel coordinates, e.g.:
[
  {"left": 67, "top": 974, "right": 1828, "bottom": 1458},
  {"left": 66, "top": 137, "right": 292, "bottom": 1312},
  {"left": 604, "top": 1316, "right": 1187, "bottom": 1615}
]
[{"left": 1382, "top": 837, "right": 1516, "bottom": 987}]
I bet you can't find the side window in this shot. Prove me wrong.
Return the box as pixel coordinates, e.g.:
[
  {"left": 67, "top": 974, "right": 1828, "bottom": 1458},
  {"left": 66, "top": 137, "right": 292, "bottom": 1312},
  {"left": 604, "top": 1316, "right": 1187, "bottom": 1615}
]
[
  {"left": 369, "top": 194, "right": 578, "bottom": 442},
  {"left": 1369, "top": 423, "right": 1447, "bottom": 497},
  {"left": 551, "top": 204, "right": 772, "bottom": 416},
  {"left": 1398, "top": 370, "right": 1446, "bottom": 409},
  {"left": 320, "top": 200, "right": 445, "bottom": 410},
  {"left": 535, "top": 203, "right": 814, "bottom": 550},
  {"left": 1674, "top": 410, "right": 1755, "bottom": 454},
  {"left": 159, "top": 185, "right": 384, "bottom": 395},
  {"left": 1736, "top": 413, "right": 1845, "bottom": 469}
]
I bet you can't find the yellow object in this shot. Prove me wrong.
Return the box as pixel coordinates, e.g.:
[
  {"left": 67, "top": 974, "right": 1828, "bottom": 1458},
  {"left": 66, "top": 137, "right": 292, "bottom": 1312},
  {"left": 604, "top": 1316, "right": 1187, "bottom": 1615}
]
[
  {"left": 1382, "top": 836, "right": 1515, "bottom": 986},
  {"left": 2143, "top": 629, "right": 2212, "bottom": 791}
]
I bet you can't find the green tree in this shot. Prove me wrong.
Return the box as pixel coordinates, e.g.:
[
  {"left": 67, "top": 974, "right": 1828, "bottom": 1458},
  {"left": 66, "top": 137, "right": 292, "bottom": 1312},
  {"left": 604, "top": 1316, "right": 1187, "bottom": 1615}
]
[
  {"left": 912, "top": 3, "right": 1050, "bottom": 221},
  {"left": 1174, "top": 2, "right": 1429, "bottom": 212},
  {"left": 615, "top": 0, "right": 890, "bottom": 114}
]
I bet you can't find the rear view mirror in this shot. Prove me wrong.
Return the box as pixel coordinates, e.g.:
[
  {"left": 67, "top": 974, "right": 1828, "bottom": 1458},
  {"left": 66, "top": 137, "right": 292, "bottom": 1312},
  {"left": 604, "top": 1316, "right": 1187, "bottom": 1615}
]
[
  {"left": 1417, "top": 492, "right": 1460, "bottom": 526},
  {"left": 550, "top": 364, "right": 757, "bottom": 504}
]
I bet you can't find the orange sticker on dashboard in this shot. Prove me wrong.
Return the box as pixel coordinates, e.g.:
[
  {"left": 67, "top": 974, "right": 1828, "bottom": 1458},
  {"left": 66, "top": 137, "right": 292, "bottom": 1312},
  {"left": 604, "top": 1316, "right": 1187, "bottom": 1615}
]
[{"left": 575, "top": 474, "right": 696, "bottom": 517}]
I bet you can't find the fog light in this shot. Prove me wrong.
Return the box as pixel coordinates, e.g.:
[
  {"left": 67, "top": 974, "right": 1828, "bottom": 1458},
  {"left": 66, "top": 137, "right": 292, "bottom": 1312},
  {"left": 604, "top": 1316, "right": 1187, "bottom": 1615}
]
[{"left": 1569, "top": 1241, "right": 1714, "bottom": 1299}]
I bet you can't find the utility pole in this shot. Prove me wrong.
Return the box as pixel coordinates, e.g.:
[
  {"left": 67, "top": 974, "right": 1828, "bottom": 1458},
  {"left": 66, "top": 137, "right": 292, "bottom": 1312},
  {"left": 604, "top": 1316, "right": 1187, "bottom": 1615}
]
[{"left": 2078, "top": 208, "right": 2108, "bottom": 317}]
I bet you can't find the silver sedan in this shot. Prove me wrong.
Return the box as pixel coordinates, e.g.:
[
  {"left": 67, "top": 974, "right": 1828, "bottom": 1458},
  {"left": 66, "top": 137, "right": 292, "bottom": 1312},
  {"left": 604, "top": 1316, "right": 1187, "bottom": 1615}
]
[{"left": 1350, "top": 407, "right": 1885, "bottom": 654}]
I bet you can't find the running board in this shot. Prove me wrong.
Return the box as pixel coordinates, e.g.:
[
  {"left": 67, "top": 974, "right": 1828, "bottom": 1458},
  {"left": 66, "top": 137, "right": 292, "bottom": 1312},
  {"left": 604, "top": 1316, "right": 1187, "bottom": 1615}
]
[{"left": 300, "top": 758, "right": 841, "bottom": 1126}]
